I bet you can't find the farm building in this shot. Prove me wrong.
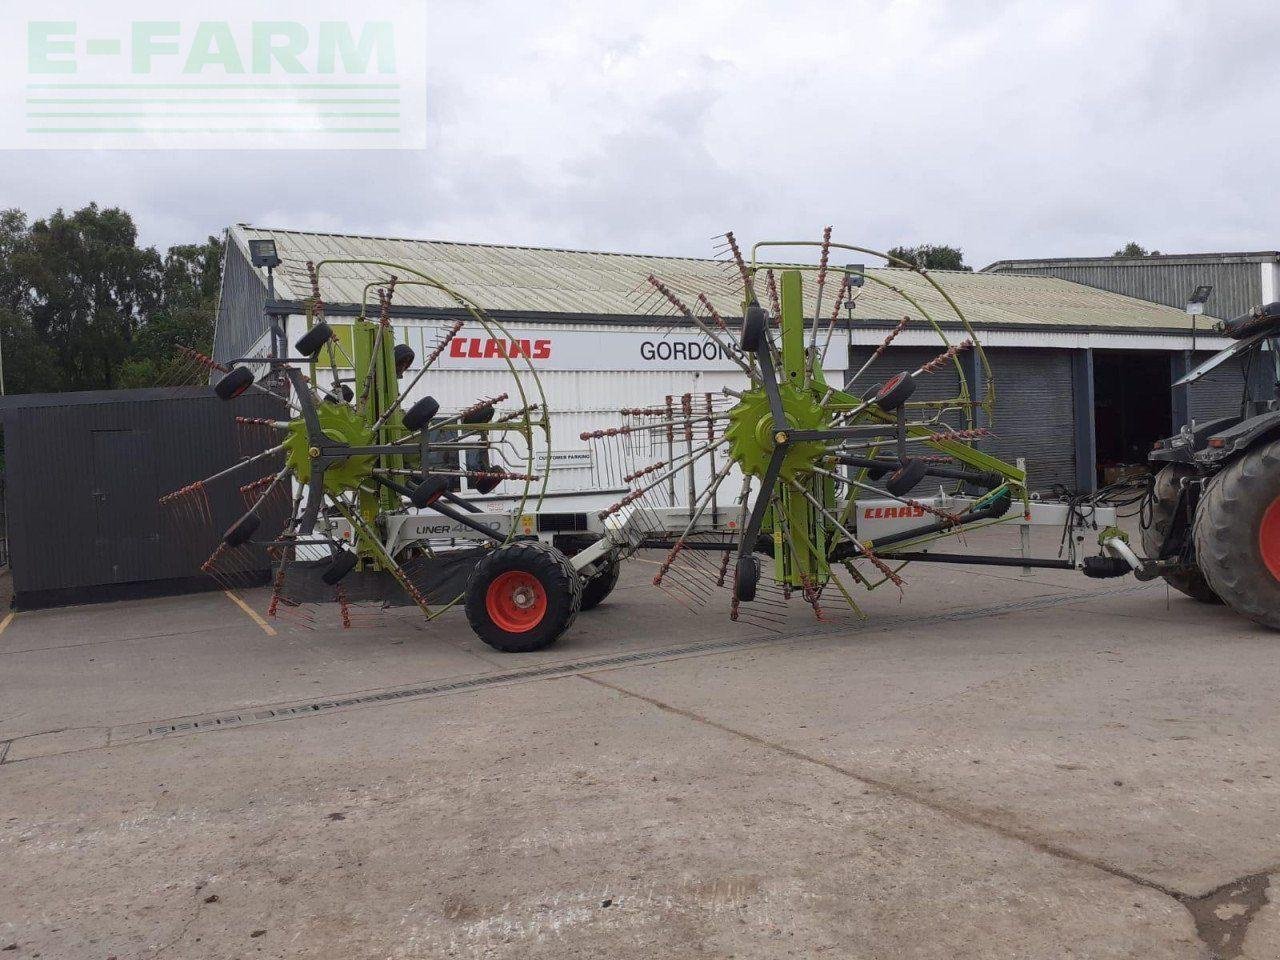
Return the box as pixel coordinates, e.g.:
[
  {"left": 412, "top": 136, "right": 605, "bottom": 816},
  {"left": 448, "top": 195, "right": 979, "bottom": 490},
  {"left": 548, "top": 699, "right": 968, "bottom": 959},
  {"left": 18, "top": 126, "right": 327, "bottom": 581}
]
[
  {"left": 984, "top": 250, "right": 1280, "bottom": 324},
  {"left": 215, "top": 226, "right": 1265, "bottom": 495}
]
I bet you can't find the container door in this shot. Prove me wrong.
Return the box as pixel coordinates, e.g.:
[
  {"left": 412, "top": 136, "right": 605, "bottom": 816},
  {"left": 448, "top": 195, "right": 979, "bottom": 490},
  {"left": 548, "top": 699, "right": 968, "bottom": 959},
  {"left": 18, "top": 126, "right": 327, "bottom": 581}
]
[{"left": 90, "top": 429, "right": 161, "bottom": 584}]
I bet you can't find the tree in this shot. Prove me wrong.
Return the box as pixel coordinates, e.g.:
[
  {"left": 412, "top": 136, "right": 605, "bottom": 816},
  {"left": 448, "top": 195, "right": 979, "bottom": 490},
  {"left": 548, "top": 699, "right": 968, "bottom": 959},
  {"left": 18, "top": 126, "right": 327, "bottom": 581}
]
[
  {"left": 13, "top": 205, "right": 162, "bottom": 390},
  {"left": 0, "top": 204, "right": 223, "bottom": 394},
  {"left": 0, "top": 307, "right": 64, "bottom": 395},
  {"left": 1112, "top": 242, "right": 1161, "bottom": 258},
  {"left": 0, "top": 209, "right": 62, "bottom": 394},
  {"left": 119, "top": 236, "right": 223, "bottom": 388},
  {"left": 885, "top": 244, "right": 972, "bottom": 272}
]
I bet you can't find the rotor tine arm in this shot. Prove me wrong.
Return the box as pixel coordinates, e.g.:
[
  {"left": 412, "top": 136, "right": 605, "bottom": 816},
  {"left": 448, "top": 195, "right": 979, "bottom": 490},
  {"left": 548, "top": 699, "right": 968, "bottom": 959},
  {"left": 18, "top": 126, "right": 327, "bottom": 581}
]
[
  {"left": 653, "top": 461, "right": 734, "bottom": 585},
  {"left": 736, "top": 449, "right": 784, "bottom": 564},
  {"left": 912, "top": 339, "right": 973, "bottom": 378},
  {"left": 808, "top": 225, "right": 833, "bottom": 360},
  {"left": 646, "top": 276, "right": 753, "bottom": 376},
  {"left": 372, "top": 319, "right": 466, "bottom": 430},
  {"left": 332, "top": 500, "right": 435, "bottom": 618},
  {"left": 721, "top": 231, "right": 755, "bottom": 300},
  {"left": 820, "top": 272, "right": 851, "bottom": 364},
  {"left": 765, "top": 270, "right": 781, "bottom": 323},
  {"left": 241, "top": 467, "right": 292, "bottom": 515},
  {"left": 849, "top": 316, "right": 912, "bottom": 386}
]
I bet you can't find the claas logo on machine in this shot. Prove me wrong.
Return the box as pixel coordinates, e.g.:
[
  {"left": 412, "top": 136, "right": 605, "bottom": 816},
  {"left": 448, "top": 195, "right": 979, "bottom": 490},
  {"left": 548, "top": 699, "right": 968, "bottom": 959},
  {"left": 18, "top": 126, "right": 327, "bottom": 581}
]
[
  {"left": 449, "top": 337, "right": 551, "bottom": 360},
  {"left": 862, "top": 505, "right": 926, "bottom": 519}
]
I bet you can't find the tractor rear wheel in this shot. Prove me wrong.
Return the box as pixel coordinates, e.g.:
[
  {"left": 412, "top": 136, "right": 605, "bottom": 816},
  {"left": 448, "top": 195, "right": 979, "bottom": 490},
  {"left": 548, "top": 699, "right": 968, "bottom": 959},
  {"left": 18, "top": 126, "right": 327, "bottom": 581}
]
[
  {"left": 1143, "top": 465, "right": 1221, "bottom": 604},
  {"left": 465, "top": 541, "right": 582, "bottom": 652},
  {"left": 1193, "top": 439, "right": 1280, "bottom": 629}
]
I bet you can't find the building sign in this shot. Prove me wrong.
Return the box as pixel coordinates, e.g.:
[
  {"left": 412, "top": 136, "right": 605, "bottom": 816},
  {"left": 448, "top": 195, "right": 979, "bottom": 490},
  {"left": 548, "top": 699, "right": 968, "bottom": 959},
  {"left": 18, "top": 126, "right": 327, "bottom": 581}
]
[
  {"left": 413, "top": 324, "right": 850, "bottom": 373},
  {"left": 533, "top": 449, "right": 593, "bottom": 472}
]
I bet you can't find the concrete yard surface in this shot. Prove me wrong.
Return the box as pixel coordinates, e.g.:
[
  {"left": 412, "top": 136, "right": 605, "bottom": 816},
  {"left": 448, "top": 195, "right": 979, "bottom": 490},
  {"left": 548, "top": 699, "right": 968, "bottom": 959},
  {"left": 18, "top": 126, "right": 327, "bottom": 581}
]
[{"left": 2, "top": 529, "right": 1279, "bottom": 959}]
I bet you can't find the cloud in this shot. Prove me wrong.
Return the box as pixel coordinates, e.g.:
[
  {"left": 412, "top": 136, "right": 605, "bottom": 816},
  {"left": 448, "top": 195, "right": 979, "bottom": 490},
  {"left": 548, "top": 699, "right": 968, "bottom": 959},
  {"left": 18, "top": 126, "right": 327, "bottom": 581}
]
[{"left": 3, "top": 0, "right": 1278, "bottom": 267}]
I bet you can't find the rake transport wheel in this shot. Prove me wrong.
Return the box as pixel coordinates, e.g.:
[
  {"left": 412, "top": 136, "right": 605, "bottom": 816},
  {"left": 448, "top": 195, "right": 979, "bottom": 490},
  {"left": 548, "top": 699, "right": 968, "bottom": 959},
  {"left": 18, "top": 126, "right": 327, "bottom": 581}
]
[
  {"left": 1193, "top": 438, "right": 1280, "bottom": 629},
  {"left": 579, "top": 556, "right": 621, "bottom": 612},
  {"left": 466, "top": 541, "right": 583, "bottom": 652},
  {"left": 1143, "top": 465, "right": 1221, "bottom": 604}
]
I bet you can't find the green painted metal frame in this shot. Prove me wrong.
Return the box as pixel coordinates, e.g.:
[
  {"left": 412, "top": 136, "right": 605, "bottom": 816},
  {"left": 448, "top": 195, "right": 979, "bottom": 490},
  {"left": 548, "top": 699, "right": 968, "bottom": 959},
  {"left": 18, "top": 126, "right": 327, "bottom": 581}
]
[{"left": 740, "top": 248, "right": 1030, "bottom": 593}]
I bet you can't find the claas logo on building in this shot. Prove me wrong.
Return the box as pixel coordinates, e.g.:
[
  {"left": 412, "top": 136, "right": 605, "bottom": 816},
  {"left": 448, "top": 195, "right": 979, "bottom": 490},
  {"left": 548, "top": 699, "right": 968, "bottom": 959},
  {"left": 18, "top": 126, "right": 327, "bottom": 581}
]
[{"left": 449, "top": 337, "right": 551, "bottom": 360}]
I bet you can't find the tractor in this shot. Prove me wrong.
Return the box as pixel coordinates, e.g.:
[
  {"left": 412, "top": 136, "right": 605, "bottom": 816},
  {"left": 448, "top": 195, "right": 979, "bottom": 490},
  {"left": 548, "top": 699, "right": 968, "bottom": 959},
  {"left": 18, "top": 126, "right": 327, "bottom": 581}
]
[{"left": 1141, "top": 302, "right": 1280, "bottom": 628}]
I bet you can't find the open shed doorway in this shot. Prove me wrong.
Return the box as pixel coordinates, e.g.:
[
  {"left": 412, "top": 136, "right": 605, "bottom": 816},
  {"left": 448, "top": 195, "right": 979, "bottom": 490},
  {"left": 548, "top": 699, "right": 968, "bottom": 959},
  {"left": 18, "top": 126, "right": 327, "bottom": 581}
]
[{"left": 1093, "top": 351, "right": 1171, "bottom": 486}]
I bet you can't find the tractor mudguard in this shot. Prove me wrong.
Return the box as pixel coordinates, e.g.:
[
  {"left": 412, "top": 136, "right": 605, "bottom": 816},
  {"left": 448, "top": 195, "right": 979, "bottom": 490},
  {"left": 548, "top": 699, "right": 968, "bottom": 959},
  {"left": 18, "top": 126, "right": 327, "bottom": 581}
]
[
  {"left": 1220, "top": 301, "right": 1280, "bottom": 340},
  {"left": 1198, "top": 411, "right": 1280, "bottom": 464}
]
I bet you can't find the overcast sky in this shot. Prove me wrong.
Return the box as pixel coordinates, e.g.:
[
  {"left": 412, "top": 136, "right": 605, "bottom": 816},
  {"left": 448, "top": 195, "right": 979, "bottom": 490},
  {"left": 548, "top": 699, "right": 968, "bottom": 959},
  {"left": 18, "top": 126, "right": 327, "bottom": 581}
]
[{"left": 4, "top": 0, "right": 1278, "bottom": 268}]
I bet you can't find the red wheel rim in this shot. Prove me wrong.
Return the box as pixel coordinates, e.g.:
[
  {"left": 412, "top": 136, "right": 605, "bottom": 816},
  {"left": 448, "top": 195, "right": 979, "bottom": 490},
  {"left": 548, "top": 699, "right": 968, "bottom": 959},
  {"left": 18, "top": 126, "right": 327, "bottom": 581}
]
[
  {"left": 485, "top": 571, "right": 547, "bottom": 633},
  {"left": 1261, "top": 496, "right": 1280, "bottom": 583}
]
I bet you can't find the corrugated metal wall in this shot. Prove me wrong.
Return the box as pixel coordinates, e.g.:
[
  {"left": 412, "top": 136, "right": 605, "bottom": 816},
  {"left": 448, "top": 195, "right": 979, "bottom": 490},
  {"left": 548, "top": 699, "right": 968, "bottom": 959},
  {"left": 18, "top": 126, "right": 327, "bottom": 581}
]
[
  {"left": 212, "top": 242, "right": 268, "bottom": 366},
  {"left": 987, "top": 261, "right": 1261, "bottom": 324},
  {"left": 983, "top": 348, "right": 1078, "bottom": 492},
  {"left": 847, "top": 345, "right": 968, "bottom": 496},
  {"left": 1, "top": 387, "right": 276, "bottom": 605},
  {"left": 1186, "top": 349, "right": 1252, "bottom": 423},
  {"left": 846, "top": 345, "right": 1077, "bottom": 494}
]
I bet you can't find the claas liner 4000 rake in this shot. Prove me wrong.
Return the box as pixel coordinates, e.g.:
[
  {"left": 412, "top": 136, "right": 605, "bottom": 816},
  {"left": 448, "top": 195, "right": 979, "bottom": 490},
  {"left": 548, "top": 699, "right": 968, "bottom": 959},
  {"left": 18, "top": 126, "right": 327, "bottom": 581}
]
[{"left": 169, "top": 234, "right": 1139, "bottom": 652}]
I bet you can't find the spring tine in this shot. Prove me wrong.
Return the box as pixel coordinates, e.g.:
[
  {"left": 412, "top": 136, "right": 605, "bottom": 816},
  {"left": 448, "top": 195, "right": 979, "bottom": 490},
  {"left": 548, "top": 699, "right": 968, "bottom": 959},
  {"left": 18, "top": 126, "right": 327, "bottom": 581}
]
[
  {"left": 850, "top": 316, "right": 912, "bottom": 386},
  {"left": 809, "top": 225, "right": 833, "bottom": 360},
  {"left": 913, "top": 339, "right": 973, "bottom": 378}
]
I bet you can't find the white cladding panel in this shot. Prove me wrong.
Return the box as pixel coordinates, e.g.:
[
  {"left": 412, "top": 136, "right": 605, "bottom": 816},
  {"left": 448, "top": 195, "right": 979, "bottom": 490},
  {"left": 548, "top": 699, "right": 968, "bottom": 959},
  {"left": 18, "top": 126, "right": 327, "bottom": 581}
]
[{"left": 286, "top": 317, "right": 849, "bottom": 499}]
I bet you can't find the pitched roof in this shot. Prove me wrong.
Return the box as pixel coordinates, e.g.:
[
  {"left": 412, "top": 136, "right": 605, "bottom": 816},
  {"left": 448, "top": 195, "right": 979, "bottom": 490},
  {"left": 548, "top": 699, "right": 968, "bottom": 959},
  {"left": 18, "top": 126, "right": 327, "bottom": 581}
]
[{"left": 231, "top": 224, "right": 1206, "bottom": 333}]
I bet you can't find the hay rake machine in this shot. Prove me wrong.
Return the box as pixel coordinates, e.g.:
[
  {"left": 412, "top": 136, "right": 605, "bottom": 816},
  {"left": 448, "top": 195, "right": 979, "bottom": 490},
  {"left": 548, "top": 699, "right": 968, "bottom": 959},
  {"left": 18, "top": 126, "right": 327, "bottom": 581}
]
[
  {"left": 165, "top": 232, "right": 1141, "bottom": 652},
  {"left": 580, "top": 228, "right": 1139, "bottom": 625},
  {"left": 160, "top": 259, "right": 615, "bottom": 650}
]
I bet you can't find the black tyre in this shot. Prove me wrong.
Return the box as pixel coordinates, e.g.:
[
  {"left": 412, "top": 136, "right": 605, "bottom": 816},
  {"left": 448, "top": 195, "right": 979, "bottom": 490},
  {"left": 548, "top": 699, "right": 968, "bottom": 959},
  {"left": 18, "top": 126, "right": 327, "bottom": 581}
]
[
  {"left": 1193, "top": 438, "right": 1280, "bottom": 629},
  {"left": 463, "top": 408, "right": 498, "bottom": 491},
  {"left": 465, "top": 541, "right": 582, "bottom": 652},
  {"left": 875, "top": 371, "right": 916, "bottom": 412},
  {"left": 580, "top": 556, "right": 621, "bottom": 611},
  {"left": 1142, "top": 465, "right": 1221, "bottom": 604},
  {"left": 223, "top": 510, "right": 260, "bottom": 547},
  {"left": 410, "top": 476, "right": 450, "bottom": 508},
  {"left": 295, "top": 322, "right": 334, "bottom": 357},
  {"left": 215, "top": 366, "right": 255, "bottom": 401},
  {"left": 322, "top": 548, "right": 358, "bottom": 585},
  {"left": 394, "top": 343, "right": 416, "bottom": 377},
  {"left": 741, "top": 301, "right": 767, "bottom": 352},
  {"left": 402, "top": 396, "right": 440, "bottom": 431},
  {"left": 885, "top": 458, "right": 928, "bottom": 497},
  {"left": 735, "top": 554, "right": 760, "bottom": 602}
]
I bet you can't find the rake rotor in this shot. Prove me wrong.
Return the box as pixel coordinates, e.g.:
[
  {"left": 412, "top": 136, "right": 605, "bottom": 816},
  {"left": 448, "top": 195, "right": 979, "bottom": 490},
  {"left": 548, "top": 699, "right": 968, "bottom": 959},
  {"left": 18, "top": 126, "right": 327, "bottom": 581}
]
[
  {"left": 160, "top": 259, "right": 551, "bottom": 629},
  {"left": 587, "top": 228, "right": 1026, "bottom": 625}
]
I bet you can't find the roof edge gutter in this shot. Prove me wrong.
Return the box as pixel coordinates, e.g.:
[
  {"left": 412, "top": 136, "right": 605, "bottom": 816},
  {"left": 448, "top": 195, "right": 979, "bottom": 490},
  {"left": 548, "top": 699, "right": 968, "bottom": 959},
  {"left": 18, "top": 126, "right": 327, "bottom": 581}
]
[{"left": 266, "top": 299, "right": 1213, "bottom": 338}]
